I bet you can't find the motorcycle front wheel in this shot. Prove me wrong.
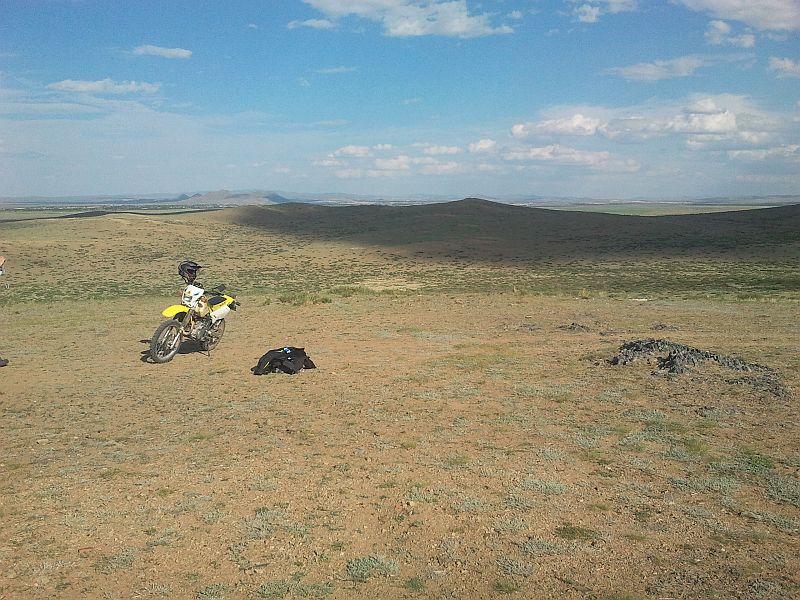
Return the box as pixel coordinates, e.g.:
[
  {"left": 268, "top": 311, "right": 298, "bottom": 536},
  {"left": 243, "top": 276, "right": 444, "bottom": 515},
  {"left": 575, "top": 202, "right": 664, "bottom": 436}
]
[
  {"left": 150, "top": 319, "right": 183, "bottom": 363},
  {"left": 204, "top": 318, "right": 225, "bottom": 351}
]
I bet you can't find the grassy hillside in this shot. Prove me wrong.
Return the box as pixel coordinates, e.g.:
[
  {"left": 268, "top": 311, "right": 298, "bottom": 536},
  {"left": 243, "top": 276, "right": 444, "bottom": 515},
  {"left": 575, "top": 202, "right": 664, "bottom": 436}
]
[
  {"left": 213, "top": 198, "right": 800, "bottom": 258},
  {"left": 0, "top": 199, "right": 798, "bottom": 306}
]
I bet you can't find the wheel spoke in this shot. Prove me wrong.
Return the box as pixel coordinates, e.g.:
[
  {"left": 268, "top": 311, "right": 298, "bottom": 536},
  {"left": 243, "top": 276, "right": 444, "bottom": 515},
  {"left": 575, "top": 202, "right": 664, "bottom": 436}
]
[{"left": 150, "top": 320, "right": 183, "bottom": 363}]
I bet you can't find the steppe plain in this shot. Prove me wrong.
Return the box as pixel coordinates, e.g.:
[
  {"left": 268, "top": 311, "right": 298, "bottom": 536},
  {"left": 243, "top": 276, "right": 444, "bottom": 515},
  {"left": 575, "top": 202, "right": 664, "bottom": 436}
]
[{"left": 0, "top": 199, "right": 798, "bottom": 599}]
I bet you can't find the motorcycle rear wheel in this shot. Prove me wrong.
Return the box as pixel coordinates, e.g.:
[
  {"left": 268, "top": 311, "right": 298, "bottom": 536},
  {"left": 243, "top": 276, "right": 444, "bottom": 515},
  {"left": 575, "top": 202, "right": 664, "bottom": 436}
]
[
  {"left": 204, "top": 318, "right": 225, "bottom": 351},
  {"left": 150, "top": 319, "right": 182, "bottom": 363}
]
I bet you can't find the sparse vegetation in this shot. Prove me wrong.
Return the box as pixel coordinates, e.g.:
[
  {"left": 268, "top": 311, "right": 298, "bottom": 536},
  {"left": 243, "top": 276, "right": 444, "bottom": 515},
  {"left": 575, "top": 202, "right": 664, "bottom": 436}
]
[
  {"left": 95, "top": 548, "right": 137, "bottom": 573},
  {"left": 1, "top": 202, "right": 798, "bottom": 599},
  {"left": 493, "top": 580, "right": 522, "bottom": 594},
  {"left": 196, "top": 583, "right": 227, "bottom": 600},
  {"left": 345, "top": 555, "right": 398, "bottom": 582}
]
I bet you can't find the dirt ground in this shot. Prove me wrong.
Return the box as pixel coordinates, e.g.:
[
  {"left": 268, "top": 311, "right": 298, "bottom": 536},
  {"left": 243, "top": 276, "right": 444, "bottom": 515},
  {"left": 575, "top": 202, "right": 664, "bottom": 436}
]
[{"left": 1, "top": 289, "right": 798, "bottom": 599}]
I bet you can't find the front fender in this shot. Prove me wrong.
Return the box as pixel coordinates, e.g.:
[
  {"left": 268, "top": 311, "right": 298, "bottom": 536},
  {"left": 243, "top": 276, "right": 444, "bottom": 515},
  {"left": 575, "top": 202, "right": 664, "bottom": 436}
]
[{"left": 162, "top": 304, "right": 189, "bottom": 319}]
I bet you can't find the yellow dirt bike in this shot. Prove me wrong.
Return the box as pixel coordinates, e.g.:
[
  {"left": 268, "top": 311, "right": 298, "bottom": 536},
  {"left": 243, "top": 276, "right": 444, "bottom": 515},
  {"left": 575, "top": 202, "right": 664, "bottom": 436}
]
[{"left": 149, "top": 282, "right": 240, "bottom": 363}]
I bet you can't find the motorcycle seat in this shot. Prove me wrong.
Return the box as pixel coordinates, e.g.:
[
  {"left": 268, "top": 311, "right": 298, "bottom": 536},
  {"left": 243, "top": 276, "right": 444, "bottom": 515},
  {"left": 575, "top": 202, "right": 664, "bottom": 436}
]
[{"left": 208, "top": 296, "right": 226, "bottom": 306}]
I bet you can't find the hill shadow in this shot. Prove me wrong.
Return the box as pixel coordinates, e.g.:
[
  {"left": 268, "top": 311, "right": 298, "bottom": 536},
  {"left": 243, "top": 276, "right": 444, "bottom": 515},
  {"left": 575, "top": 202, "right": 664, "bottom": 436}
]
[{"left": 208, "top": 198, "right": 800, "bottom": 262}]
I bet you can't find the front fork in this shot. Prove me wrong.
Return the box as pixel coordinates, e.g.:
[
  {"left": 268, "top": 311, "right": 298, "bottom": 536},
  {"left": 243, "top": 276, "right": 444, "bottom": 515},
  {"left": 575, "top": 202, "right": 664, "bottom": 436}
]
[{"left": 179, "top": 309, "right": 196, "bottom": 337}]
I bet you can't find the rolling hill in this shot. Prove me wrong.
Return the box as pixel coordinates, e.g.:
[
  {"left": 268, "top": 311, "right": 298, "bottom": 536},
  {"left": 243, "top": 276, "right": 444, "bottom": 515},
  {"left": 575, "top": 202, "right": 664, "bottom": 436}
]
[{"left": 191, "top": 197, "right": 800, "bottom": 262}]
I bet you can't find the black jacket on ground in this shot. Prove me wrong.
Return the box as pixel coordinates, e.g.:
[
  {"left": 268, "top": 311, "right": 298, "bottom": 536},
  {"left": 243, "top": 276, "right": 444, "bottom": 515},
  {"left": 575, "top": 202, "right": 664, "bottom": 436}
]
[{"left": 252, "top": 347, "right": 316, "bottom": 375}]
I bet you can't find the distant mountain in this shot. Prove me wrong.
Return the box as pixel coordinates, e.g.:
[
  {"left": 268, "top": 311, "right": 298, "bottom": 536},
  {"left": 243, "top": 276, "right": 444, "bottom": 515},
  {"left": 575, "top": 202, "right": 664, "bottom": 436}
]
[
  {"left": 180, "top": 190, "right": 293, "bottom": 206},
  {"left": 1, "top": 189, "right": 798, "bottom": 209},
  {"left": 0, "top": 193, "right": 185, "bottom": 207},
  {"left": 690, "top": 195, "right": 800, "bottom": 206}
]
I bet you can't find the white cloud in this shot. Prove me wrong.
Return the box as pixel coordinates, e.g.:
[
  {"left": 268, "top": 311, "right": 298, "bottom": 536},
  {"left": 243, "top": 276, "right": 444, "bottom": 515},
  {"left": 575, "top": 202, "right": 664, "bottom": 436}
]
[
  {"left": 601, "top": 116, "right": 671, "bottom": 141},
  {"left": 0, "top": 100, "right": 104, "bottom": 116},
  {"left": 677, "top": 0, "right": 800, "bottom": 31},
  {"left": 312, "top": 93, "right": 792, "bottom": 186},
  {"left": 422, "top": 144, "right": 461, "bottom": 155},
  {"left": 766, "top": 32, "right": 790, "bottom": 41},
  {"left": 327, "top": 143, "right": 393, "bottom": 162},
  {"left": 704, "top": 20, "right": 755, "bottom": 47},
  {"left": 375, "top": 154, "right": 412, "bottom": 170},
  {"left": 419, "top": 159, "right": 464, "bottom": 174},
  {"left": 604, "top": 0, "right": 638, "bottom": 13},
  {"left": 313, "top": 157, "right": 342, "bottom": 167},
  {"left": 132, "top": 45, "right": 192, "bottom": 59},
  {"left": 512, "top": 113, "right": 602, "bottom": 138},
  {"left": 572, "top": 0, "right": 638, "bottom": 23},
  {"left": 769, "top": 57, "right": 800, "bottom": 78},
  {"left": 503, "top": 144, "right": 639, "bottom": 170},
  {"left": 611, "top": 95, "right": 786, "bottom": 148},
  {"left": 468, "top": 138, "right": 497, "bottom": 153},
  {"left": 47, "top": 78, "right": 161, "bottom": 94},
  {"left": 334, "top": 144, "right": 373, "bottom": 157},
  {"left": 502, "top": 143, "right": 639, "bottom": 171},
  {"left": 736, "top": 173, "right": 800, "bottom": 185},
  {"left": 319, "top": 143, "right": 467, "bottom": 178},
  {"left": 608, "top": 56, "right": 708, "bottom": 81},
  {"left": 334, "top": 168, "right": 364, "bottom": 179},
  {"left": 728, "top": 144, "right": 800, "bottom": 160},
  {"left": 518, "top": 95, "right": 785, "bottom": 152},
  {"left": 303, "top": 0, "right": 513, "bottom": 38},
  {"left": 288, "top": 18, "right": 336, "bottom": 30},
  {"left": 576, "top": 5, "right": 601, "bottom": 22},
  {"left": 737, "top": 130, "right": 772, "bottom": 144},
  {"left": 406, "top": 156, "right": 465, "bottom": 174},
  {"left": 668, "top": 110, "right": 737, "bottom": 134},
  {"left": 686, "top": 97, "right": 724, "bottom": 113}
]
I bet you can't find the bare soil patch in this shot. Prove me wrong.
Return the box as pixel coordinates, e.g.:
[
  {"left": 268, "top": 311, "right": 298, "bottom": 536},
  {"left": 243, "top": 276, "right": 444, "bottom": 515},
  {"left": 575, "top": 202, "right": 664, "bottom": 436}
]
[{"left": 1, "top": 292, "right": 798, "bottom": 599}]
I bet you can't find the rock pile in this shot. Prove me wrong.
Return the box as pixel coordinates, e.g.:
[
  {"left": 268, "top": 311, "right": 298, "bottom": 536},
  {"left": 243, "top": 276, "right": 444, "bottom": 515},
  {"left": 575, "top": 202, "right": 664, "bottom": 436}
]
[{"left": 610, "top": 338, "right": 792, "bottom": 399}]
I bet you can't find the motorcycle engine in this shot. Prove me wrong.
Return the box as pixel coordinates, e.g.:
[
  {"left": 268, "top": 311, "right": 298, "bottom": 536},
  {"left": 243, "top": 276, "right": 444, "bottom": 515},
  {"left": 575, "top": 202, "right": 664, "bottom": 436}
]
[{"left": 190, "top": 317, "right": 212, "bottom": 340}]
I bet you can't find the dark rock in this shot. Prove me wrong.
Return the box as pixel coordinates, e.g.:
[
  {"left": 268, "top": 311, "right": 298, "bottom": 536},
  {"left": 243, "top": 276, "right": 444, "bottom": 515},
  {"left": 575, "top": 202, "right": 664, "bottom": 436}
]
[{"left": 610, "top": 338, "right": 791, "bottom": 399}]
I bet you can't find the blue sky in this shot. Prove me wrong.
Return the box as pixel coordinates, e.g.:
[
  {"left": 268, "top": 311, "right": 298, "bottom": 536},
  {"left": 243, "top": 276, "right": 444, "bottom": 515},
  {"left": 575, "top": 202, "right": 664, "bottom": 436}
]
[{"left": 1, "top": 0, "right": 799, "bottom": 199}]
